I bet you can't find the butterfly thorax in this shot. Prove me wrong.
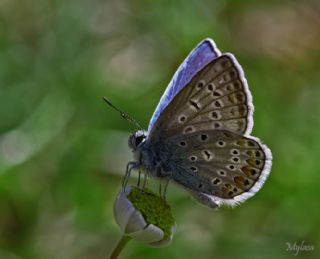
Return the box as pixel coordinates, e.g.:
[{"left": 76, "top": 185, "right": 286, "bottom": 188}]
[{"left": 129, "top": 130, "right": 172, "bottom": 179}]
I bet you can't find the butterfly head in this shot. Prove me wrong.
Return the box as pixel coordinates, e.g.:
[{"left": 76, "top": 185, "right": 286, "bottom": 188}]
[{"left": 128, "top": 130, "right": 147, "bottom": 151}]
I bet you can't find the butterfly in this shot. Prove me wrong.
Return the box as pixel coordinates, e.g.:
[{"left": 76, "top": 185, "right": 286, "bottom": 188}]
[{"left": 123, "top": 38, "right": 272, "bottom": 208}]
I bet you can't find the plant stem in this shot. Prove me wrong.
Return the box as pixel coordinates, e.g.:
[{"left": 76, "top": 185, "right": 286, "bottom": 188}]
[{"left": 109, "top": 235, "right": 131, "bottom": 259}]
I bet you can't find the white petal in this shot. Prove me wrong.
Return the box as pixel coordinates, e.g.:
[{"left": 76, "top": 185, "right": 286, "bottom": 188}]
[
  {"left": 149, "top": 235, "right": 172, "bottom": 247},
  {"left": 128, "top": 224, "right": 164, "bottom": 244},
  {"left": 125, "top": 208, "right": 147, "bottom": 233},
  {"left": 113, "top": 188, "right": 135, "bottom": 232},
  {"left": 149, "top": 224, "right": 176, "bottom": 247}
]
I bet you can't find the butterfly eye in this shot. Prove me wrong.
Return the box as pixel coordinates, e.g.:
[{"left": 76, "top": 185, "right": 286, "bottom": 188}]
[{"left": 135, "top": 135, "right": 146, "bottom": 147}]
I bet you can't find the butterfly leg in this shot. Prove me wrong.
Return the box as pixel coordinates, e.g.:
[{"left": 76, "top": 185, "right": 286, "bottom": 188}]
[
  {"left": 142, "top": 171, "right": 148, "bottom": 190},
  {"left": 122, "top": 162, "right": 136, "bottom": 188},
  {"left": 158, "top": 177, "right": 170, "bottom": 200},
  {"left": 137, "top": 170, "right": 141, "bottom": 187},
  {"left": 189, "top": 190, "right": 219, "bottom": 209},
  {"left": 158, "top": 182, "right": 162, "bottom": 196},
  {"left": 162, "top": 177, "right": 170, "bottom": 200}
]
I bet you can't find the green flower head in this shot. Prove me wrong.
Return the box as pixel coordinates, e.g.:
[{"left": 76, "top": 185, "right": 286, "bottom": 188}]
[{"left": 114, "top": 186, "right": 176, "bottom": 247}]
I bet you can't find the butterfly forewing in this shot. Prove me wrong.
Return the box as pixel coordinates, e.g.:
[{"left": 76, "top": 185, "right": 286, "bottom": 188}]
[
  {"left": 149, "top": 54, "right": 253, "bottom": 140},
  {"left": 148, "top": 39, "right": 220, "bottom": 132}
]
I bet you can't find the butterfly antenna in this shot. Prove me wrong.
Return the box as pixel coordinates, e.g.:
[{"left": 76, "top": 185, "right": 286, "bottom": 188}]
[{"left": 103, "top": 97, "right": 143, "bottom": 130}]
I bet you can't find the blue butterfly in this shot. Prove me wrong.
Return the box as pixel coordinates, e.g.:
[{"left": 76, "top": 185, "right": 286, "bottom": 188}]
[{"left": 119, "top": 38, "right": 272, "bottom": 208}]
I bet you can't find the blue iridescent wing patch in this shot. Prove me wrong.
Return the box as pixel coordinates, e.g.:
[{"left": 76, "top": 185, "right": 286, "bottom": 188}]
[{"left": 147, "top": 38, "right": 221, "bottom": 132}]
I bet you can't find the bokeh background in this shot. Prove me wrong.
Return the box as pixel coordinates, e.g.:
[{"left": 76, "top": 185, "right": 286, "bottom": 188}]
[{"left": 0, "top": 0, "right": 319, "bottom": 258}]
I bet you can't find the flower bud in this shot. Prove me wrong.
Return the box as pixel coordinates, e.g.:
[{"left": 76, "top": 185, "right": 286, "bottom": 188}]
[{"left": 113, "top": 186, "right": 176, "bottom": 247}]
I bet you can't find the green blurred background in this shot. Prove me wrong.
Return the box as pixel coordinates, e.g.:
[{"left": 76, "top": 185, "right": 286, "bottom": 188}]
[{"left": 0, "top": 0, "right": 319, "bottom": 258}]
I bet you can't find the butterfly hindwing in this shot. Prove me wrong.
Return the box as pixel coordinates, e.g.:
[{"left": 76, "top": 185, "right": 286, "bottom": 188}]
[{"left": 164, "top": 130, "right": 271, "bottom": 206}]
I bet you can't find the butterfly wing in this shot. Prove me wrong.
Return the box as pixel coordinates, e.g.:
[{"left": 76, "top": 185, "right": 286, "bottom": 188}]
[
  {"left": 147, "top": 52, "right": 272, "bottom": 207},
  {"left": 148, "top": 54, "right": 254, "bottom": 138},
  {"left": 148, "top": 38, "right": 221, "bottom": 132},
  {"left": 164, "top": 130, "right": 272, "bottom": 207}
]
